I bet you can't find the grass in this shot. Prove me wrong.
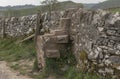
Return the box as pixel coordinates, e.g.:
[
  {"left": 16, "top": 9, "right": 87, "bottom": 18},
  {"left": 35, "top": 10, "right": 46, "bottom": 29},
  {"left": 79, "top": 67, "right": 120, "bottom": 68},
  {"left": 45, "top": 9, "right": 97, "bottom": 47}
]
[
  {"left": 35, "top": 48, "right": 100, "bottom": 79},
  {"left": 106, "top": 7, "right": 120, "bottom": 13},
  {"left": 0, "top": 38, "right": 37, "bottom": 77},
  {"left": 0, "top": 1, "right": 83, "bottom": 17},
  {"left": 10, "top": 63, "right": 20, "bottom": 70},
  {"left": 35, "top": 63, "right": 100, "bottom": 79},
  {"left": 0, "top": 38, "right": 36, "bottom": 62},
  {"left": 66, "top": 67, "right": 100, "bottom": 79},
  {"left": 0, "top": 38, "right": 101, "bottom": 79},
  {"left": 2, "top": 6, "right": 40, "bottom": 17}
]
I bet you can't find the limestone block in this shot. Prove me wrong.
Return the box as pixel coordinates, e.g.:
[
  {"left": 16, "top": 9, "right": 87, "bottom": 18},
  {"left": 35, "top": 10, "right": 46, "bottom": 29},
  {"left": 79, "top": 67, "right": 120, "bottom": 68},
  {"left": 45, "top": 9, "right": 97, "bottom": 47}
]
[
  {"left": 44, "top": 34, "right": 69, "bottom": 44},
  {"left": 106, "top": 30, "right": 116, "bottom": 35},
  {"left": 45, "top": 49, "right": 60, "bottom": 58},
  {"left": 44, "top": 43, "right": 57, "bottom": 50},
  {"left": 108, "top": 56, "right": 120, "bottom": 70},
  {"left": 54, "top": 29, "right": 68, "bottom": 35},
  {"left": 55, "top": 35, "right": 69, "bottom": 43}
]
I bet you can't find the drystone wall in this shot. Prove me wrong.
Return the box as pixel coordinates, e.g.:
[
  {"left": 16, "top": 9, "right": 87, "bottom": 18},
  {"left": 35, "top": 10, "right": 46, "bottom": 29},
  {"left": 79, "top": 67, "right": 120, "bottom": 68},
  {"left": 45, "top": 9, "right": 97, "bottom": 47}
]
[
  {"left": 61, "top": 8, "right": 120, "bottom": 78},
  {"left": 0, "top": 8, "right": 120, "bottom": 78},
  {"left": 38, "top": 8, "right": 120, "bottom": 78},
  {"left": 0, "top": 15, "right": 37, "bottom": 37},
  {"left": 0, "top": 11, "right": 62, "bottom": 37}
]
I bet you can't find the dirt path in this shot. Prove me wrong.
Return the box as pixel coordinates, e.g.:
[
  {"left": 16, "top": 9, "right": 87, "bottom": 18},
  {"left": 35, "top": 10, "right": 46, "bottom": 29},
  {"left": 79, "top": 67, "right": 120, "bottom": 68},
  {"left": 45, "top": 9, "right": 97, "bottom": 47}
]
[{"left": 0, "top": 61, "right": 33, "bottom": 79}]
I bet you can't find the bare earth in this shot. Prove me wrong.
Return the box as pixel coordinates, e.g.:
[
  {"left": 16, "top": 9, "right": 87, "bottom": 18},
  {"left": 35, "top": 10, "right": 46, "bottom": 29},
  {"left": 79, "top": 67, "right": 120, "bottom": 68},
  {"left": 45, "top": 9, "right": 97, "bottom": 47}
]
[{"left": 0, "top": 61, "right": 33, "bottom": 79}]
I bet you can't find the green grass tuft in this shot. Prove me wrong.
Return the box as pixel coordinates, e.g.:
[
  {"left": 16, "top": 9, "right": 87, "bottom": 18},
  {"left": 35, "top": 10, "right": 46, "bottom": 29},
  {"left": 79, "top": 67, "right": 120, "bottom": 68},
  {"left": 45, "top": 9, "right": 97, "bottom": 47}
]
[
  {"left": 35, "top": 48, "right": 100, "bottom": 79},
  {"left": 66, "top": 67, "right": 100, "bottom": 79},
  {"left": 106, "top": 8, "right": 120, "bottom": 13},
  {"left": 0, "top": 38, "right": 36, "bottom": 62}
]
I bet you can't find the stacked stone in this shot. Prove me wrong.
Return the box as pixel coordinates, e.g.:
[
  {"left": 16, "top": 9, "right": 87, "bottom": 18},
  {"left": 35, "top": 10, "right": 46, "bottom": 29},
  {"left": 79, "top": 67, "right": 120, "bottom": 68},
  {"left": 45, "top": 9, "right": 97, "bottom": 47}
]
[
  {"left": 36, "top": 18, "right": 71, "bottom": 69},
  {"left": 35, "top": 9, "right": 120, "bottom": 78},
  {"left": 4, "top": 14, "right": 37, "bottom": 37},
  {"left": 62, "top": 8, "right": 120, "bottom": 78},
  {"left": 0, "top": 8, "right": 120, "bottom": 78},
  {"left": 93, "top": 12, "right": 120, "bottom": 78},
  {"left": 42, "top": 11, "right": 63, "bottom": 31},
  {"left": 0, "top": 11, "right": 63, "bottom": 37}
]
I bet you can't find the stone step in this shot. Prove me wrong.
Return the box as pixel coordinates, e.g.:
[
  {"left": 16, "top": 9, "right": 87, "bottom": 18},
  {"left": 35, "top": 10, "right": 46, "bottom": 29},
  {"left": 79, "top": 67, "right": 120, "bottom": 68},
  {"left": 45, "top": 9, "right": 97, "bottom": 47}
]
[
  {"left": 54, "top": 29, "right": 68, "bottom": 35},
  {"left": 45, "top": 43, "right": 57, "bottom": 49},
  {"left": 43, "top": 34, "right": 69, "bottom": 44},
  {"left": 49, "top": 35, "right": 69, "bottom": 43},
  {"left": 45, "top": 49, "right": 60, "bottom": 58}
]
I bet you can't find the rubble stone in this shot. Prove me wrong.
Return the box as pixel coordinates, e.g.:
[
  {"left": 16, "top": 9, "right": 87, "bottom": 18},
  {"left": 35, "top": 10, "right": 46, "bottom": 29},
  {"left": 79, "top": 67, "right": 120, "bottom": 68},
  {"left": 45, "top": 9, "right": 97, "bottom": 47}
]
[{"left": 1, "top": 8, "right": 120, "bottom": 78}]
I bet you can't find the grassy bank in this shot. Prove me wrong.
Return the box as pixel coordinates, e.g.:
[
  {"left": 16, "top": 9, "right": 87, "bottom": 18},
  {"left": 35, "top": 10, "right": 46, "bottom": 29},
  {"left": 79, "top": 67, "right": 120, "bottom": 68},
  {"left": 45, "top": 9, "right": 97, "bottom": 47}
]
[
  {"left": 106, "top": 8, "right": 120, "bottom": 13},
  {"left": 0, "top": 38, "right": 36, "bottom": 62}
]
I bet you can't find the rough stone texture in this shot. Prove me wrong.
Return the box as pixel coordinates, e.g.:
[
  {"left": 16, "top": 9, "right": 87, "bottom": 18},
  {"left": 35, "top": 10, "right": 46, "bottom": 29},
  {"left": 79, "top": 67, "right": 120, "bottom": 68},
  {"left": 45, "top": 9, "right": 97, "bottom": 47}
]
[
  {"left": 0, "top": 11, "right": 62, "bottom": 37},
  {"left": 61, "top": 9, "right": 120, "bottom": 78},
  {"left": 37, "top": 8, "right": 120, "bottom": 78},
  {"left": 1, "top": 8, "right": 120, "bottom": 78},
  {"left": 36, "top": 18, "right": 71, "bottom": 69},
  {"left": 36, "top": 36, "right": 46, "bottom": 69},
  {"left": 36, "top": 30, "right": 69, "bottom": 68},
  {"left": 0, "top": 15, "right": 37, "bottom": 37}
]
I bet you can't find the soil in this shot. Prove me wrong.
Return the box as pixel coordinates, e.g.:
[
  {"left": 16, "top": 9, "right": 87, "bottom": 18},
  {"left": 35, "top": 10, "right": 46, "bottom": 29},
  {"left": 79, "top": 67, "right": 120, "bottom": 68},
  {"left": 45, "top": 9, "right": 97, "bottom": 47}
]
[{"left": 0, "top": 61, "right": 33, "bottom": 79}]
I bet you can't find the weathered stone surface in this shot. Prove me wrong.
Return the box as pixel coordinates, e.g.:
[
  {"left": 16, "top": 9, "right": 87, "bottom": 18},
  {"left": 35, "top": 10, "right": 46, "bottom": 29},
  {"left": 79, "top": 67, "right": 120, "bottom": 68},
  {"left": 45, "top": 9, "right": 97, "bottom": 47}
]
[
  {"left": 60, "top": 8, "right": 120, "bottom": 78},
  {"left": 36, "top": 36, "right": 46, "bottom": 69},
  {"left": 55, "top": 35, "right": 69, "bottom": 43},
  {"left": 54, "top": 30, "right": 68, "bottom": 35},
  {"left": 0, "top": 15, "right": 37, "bottom": 37},
  {"left": 1, "top": 8, "right": 120, "bottom": 78},
  {"left": 109, "top": 56, "right": 120, "bottom": 65},
  {"left": 45, "top": 49, "right": 60, "bottom": 58},
  {"left": 36, "top": 18, "right": 71, "bottom": 70},
  {"left": 0, "top": 11, "right": 62, "bottom": 37}
]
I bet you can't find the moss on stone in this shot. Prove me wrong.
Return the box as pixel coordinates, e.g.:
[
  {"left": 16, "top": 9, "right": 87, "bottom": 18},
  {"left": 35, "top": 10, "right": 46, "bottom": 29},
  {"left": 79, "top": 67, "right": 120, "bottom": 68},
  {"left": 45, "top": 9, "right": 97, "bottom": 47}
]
[{"left": 79, "top": 50, "right": 88, "bottom": 61}]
